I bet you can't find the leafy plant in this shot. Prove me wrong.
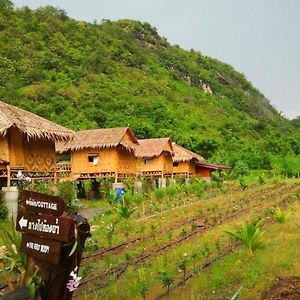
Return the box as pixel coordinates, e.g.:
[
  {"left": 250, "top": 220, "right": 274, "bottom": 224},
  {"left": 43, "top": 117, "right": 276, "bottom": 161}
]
[
  {"left": 0, "top": 191, "right": 8, "bottom": 220},
  {"left": 225, "top": 220, "right": 264, "bottom": 255},
  {"left": 134, "top": 267, "right": 153, "bottom": 300},
  {"left": 0, "top": 220, "right": 27, "bottom": 289},
  {"left": 273, "top": 207, "right": 289, "bottom": 224},
  {"left": 56, "top": 181, "right": 80, "bottom": 214},
  {"left": 115, "top": 206, "right": 137, "bottom": 220},
  {"left": 179, "top": 253, "right": 189, "bottom": 280},
  {"left": 239, "top": 178, "right": 248, "bottom": 190},
  {"left": 158, "top": 269, "right": 174, "bottom": 294}
]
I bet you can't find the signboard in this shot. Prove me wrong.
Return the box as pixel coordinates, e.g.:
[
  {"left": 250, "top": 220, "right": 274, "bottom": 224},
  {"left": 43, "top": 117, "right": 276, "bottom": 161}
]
[
  {"left": 21, "top": 190, "right": 66, "bottom": 216},
  {"left": 21, "top": 234, "right": 62, "bottom": 265},
  {"left": 16, "top": 213, "right": 75, "bottom": 243}
]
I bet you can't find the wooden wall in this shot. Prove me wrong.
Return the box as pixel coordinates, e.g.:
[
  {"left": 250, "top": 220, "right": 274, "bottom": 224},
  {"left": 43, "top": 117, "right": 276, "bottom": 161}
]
[
  {"left": 136, "top": 152, "right": 173, "bottom": 174},
  {"left": 23, "top": 138, "right": 56, "bottom": 172},
  {"left": 117, "top": 147, "right": 136, "bottom": 174},
  {"left": 0, "top": 136, "right": 9, "bottom": 162},
  {"left": 0, "top": 128, "right": 56, "bottom": 172},
  {"left": 71, "top": 148, "right": 118, "bottom": 174},
  {"left": 196, "top": 166, "right": 211, "bottom": 178},
  {"left": 173, "top": 161, "right": 196, "bottom": 174}
]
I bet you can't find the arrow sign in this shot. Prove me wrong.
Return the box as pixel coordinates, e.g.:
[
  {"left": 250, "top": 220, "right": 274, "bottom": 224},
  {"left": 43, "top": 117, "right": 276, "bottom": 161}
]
[
  {"left": 16, "top": 213, "right": 75, "bottom": 243},
  {"left": 21, "top": 234, "right": 62, "bottom": 265},
  {"left": 21, "top": 190, "right": 66, "bottom": 216},
  {"left": 18, "top": 216, "right": 28, "bottom": 229}
]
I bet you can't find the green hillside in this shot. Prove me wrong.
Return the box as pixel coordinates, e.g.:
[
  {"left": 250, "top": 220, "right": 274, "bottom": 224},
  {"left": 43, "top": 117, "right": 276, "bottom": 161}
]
[{"left": 0, "top": 1, "right": 299, "bottom": 171}]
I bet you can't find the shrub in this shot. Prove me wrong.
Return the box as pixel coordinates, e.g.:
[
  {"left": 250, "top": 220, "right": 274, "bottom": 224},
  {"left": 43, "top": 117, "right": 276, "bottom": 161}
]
[
  {"left": 0, "top": 191, "right": 8, "bottom": 220},
  {"left": 158, "top": 269, "right": 174, "bottom": 294},
  {"left": 56, "top": 181, "right": 80, "bottom": 214}
]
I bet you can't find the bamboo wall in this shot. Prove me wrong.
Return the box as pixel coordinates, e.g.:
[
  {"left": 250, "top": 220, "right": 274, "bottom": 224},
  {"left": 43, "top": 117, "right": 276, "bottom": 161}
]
[
  {"left": 0, "top": 136, "right": 9, "bottom": 162},
  {"left": 117, "top": 147, "right": 136, "bottom": 174},
  {"left": 0, "top": 128, "right": 56, "bottom": 172},
  {"left": 136, "top": 152, "right": 173, "bottom": 174},
  {"left": 173, "top": 161, "right": 196, "bottom": 174},
  {"left": 71, "top": 148, "right": 118, "bottom": 174},
  {"left": 23, "top": 138, "right": 56, "bottom": 172}
]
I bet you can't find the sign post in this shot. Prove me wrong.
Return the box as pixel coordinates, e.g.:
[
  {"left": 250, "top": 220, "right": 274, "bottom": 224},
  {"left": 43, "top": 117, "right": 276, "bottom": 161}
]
[{"left": 16, "top": 190, "right": 90, "bottom": 300}]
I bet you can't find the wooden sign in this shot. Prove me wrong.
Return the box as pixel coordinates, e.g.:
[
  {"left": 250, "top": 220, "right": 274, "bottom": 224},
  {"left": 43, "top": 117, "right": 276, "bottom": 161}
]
[
  {"left": 16, "top": 213, "right": 75, "bottom": 242},
  {"left": 21, "top": 234, "right": 62, "bottom": 265},
  {"left": 21, "top": 190, "right": 66, "bottom": 216}
]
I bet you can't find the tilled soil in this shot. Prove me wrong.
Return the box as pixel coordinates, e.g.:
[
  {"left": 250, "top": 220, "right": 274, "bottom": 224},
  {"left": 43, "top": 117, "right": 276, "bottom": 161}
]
[{"left": 261, "top": 277, "right": 300, "bottom": 300}]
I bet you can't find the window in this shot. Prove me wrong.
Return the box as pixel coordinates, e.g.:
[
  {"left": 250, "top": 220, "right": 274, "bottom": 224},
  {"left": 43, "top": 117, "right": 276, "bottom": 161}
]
[
  {"left": 88, "top": 154, "right": 99, "bottom": 165},
  {"left": 144, "top": 159, "right": 152, "bottom": 165},
  {"left": 173, "top": 162, "right": 179, "bottom": 167}
]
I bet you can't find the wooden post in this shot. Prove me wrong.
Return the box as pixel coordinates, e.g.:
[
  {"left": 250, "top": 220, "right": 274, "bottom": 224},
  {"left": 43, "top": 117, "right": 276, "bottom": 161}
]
[
  {"left": 17, "top": 191, "right": 91, "bottom": 300},
  {"left": 54, "top": 170, "right": 58, "bottom": 185},
  {"left": 7, "top": 165, "right": 11, "bottom": 187},
  {"left": 114, "top": 172, "right": 118, "bottom": 183}
]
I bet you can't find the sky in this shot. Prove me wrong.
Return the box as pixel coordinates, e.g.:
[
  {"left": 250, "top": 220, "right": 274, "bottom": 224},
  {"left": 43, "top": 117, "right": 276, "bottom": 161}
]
[{"left": 13, "top": 0, "right": 300, "bottom": 119}]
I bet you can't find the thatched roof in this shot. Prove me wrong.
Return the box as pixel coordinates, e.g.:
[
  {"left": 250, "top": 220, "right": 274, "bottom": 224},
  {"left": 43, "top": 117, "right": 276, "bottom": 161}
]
[
  {"left": 172, "top": 143, "right": 205, "bottom": 162},
  {"left": 135, "top": 138, "right": 173, "bottom": 158},
  {"left": 56, "top": 127, "right": 138, "bottom": 153},
  {"left": 196, "top": 161, "right": 231, "bottom": 171},
  {"left": 0, "top": 101, "right": 74, "bottom": 141}
]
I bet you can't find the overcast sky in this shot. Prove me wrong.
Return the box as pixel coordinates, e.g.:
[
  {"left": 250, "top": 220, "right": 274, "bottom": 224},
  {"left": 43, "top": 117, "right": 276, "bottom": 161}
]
[{"left": 13, "top": 0, "right": 300, "bottom": 119}]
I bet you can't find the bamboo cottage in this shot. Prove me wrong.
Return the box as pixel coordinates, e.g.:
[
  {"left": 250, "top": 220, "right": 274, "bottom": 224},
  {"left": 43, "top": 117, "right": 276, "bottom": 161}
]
[
  {"left": 172, "top": 143, "right": 205, "bottom": 177},
  {"left": 56, "top": 127, "right": 139, "bottom": 181},
  {"left": 135, "top": 138, "right": 174, "bottom": 177},
  {"left": 0, "top": 101, "right": 74, "bottom": 188},
  {"left": 172, "top": 143, "right": 230, "bottom": 179}
]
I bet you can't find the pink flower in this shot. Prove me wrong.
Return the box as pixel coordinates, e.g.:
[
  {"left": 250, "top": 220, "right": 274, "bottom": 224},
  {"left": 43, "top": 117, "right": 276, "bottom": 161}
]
[{"left": 66, "top": 268, "right": 82, "bottom": 292}]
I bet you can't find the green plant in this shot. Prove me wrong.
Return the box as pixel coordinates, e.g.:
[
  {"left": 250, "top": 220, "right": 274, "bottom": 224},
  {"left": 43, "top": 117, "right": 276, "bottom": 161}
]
[
  {"left": 83, "top": 179, "right": 93, "bottom": 199},
  {"left": 107, "top": 189, "right": 117, "bottom": 206},
  {"left": 258, "top": 175, "right": 265, "bottom": 185},
  {"left": 134, "top": 267, "right": 153, "bottom": 300},
  {"left": 179, "top": 253, "right": 189, "bottom": 280},
  {"left": 191, "top": 249, "right": 201, "bottom": 272},
  {"left": 0, "top": 191, "right": 8, "bottom": 220},
  {"left": 239, "top": 178, "right": 248, "bottom": 190},
  {"left": 115, "top": 206, "right": 137, "bottom": 220},
  {"left": 179, "top": 228, "right": 187, "bottom": 237},
  {"left": 56, "top": 181, "right": 79, "bottom": 214},
  {"left": 158, "top": 269, "right": 174, "bottom": 294},
  {"left": 214, "top": 240, "right": 221, "bottom": 255},
  {"left": 201, "top": 245, "right": 211, "bottom": 264},
  {"left": 273, "top": 207, "right": 289, "bottom": 224},
  {"left": 106, "top": 220, "right": 118, "bottom": 247},
  {"left": 0, "top": 220, "right": 27, "bottom": 287},
  {"left": 225, "top": 220, "right": 264, "bottom": 255}
]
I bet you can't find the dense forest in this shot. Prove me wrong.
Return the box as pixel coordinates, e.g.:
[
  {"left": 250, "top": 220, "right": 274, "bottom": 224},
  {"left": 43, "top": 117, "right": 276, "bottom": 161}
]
[{"left": 0, "top": 0, "right": 299, "bottom": 173}]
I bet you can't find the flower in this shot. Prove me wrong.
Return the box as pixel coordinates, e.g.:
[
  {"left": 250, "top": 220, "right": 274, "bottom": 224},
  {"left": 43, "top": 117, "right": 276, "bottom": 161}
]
[
  {"left": 66, "top": 268, "right": 82, "bottom": 292},
  {"left": 182, "top": 252, "right": 188, "bottom": 257},
  {"left": 25, "top": 176, "right": 32, "bottom": 183},
  {"left": 16, "top": 171, "right": 23, "bottom": 179}
]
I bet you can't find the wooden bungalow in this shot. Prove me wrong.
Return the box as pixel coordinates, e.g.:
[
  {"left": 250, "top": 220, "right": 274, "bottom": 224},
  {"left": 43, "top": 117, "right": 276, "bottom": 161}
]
[
  {"left": 172, "top": 143, "right": 230, "bottom": 179},
  {"left": 172, "top": 143, "right": 205, "bottom": 177},
  {"left": 56, "top": 127, "right": 139, "bottom": 181},
  {"left": 135, "top": 138, "right": 174, "bottom": 177},
  {"left": 195, "top": 161, "right": 231, "bottom": 179},
  {"left": 0, "top": 101, "right": 74, "bottom": 187}
]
